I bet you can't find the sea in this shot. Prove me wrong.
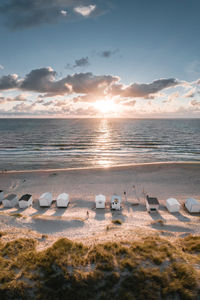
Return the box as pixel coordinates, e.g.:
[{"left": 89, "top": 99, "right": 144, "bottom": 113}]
[{"left": 0, "top": 118, "right": 199, "bottom": 171}]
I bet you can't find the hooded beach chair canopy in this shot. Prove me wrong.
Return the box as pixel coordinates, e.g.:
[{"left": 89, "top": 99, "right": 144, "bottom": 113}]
[
  {"left": 146, "top": 195, "right": 159, "bottom": 212},
  {"left": 3, "top": 194, "right": 18, "bottom": 208},
  {"left": 39, "top": 192, "right": 53, "bottom": 207},
  {"left": 95, "top": 194, "right": 106, "bottom": 208},
  {"left": 166, "top": 198, "right": 180, "bottom": 212},
  {"left": 111, "top": 195, "right": 121, "bottom": 210},
  {"left": 19, "top": 194, "right": 32, "bottom": 208},
  {"left": 185, "top": 198, "right": 200, "bottom": 213},
  {"left": 56, "top": 193, "right": 69, "bottom": 207}
]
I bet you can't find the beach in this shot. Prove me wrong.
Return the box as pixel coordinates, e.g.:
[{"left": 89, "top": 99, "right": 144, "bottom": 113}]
[{"left": 0, "top": 162, "right": 200, "bottom": 249}]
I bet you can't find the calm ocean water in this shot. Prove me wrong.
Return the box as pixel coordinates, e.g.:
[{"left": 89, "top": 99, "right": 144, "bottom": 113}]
[{"left": 0, "top": 118, "right": 199, "bottom": 171}]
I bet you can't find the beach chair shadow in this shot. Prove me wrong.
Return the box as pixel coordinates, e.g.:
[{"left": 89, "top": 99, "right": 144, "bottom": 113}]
[
  {"left": 151, "top": 223, "right": 193, "bottom": 233},
  {"left": 171, "top": 212, "right": 191, "bottom": 222},
  {"left": 13, "top": 206, "right": 29, "bottom": 214},
  {"left": 94, "top": 208, "right": 106, "bottom": 221},
  {"left": 0, "top": 205, "right": 13, "bottom": 212},
  {"left": 30, "top": 198, "right": 51, "bottom": 216},
  {"left": 159, "top": 204, "right": 168, "bottom": 211},
  {"left": 182, "top": 204, "right": 200, "bottom": 217},
  {"left": 70, "top": 198, "right": 93, "bottom": 209},
  {"left": 52, "top": 207, "right": 68, "bottom": 217},
  {"left": 149, "top": 211, "right": 165, "bottom": 221},
  {"left": 0, "top": 203, "right": 24, "bottom": 212},
  {"left": 131, "top": 203, "right": 146, "bottom": 212},
  {"left": 111, "top": 208, "right": 126, "bottom": 222},
  {"left": 30, "top": 218, "right": 84, "bottom": 234}
]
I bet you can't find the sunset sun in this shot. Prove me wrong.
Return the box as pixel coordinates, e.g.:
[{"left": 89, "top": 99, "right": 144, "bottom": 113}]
[{"left": 93, "top": 99, "right": 118, "bottom": 114}]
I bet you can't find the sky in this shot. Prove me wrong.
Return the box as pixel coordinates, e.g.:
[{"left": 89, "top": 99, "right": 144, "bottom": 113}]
[{"left": 0, "top": 0, "right": 200, "bottom": 118}]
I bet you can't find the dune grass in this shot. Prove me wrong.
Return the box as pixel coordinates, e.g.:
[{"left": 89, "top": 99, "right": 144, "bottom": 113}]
[
  {"left": 9, "top": 212, "right": 23, "bottom": 218},
  {"left": 112, "top": 219, "right": 122, "bottom": 225},
  {"left": 151, "top": 219, "right": 166, "bottom": 226},
  {"left": 0, "top": 234, "right": 199, "bottom": 300}
]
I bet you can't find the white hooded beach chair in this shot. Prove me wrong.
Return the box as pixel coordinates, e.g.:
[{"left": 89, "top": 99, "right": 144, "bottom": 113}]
[
  {"left": 95, "top": 194, "right": 106, "bottom": 209},
  {"left": 56, "top": 193, "right": 69, "bottom": 208},
  {"left": 146, "top": 195, "right": 159, "bottom": 212},
  {"left": 39, "top": 192, "right": 53, "bottom": 207},
  {"left": 19, "top": 194, "right": 33, "bottom": 208},
  {"left": 166, "top": 198, "right": 180, "bottom": 213},
  {"left": 3, "top": 194, "right": 18, "bottom": 208},
  {"left": 111, "top": 195, "right": 121, "bottom": 210},
  {"left": 185, "top": 198, "right": 200, "bottom": 213}
]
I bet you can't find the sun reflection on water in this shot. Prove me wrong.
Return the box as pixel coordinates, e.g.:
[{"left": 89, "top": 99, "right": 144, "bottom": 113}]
[{"left": 94, "top": 118, "right": 112, "bottom": 167}]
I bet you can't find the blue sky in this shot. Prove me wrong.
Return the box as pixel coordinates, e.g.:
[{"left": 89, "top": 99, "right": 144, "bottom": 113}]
[{"left": 0, "top": 0, "right": 200, "bottom": 117}]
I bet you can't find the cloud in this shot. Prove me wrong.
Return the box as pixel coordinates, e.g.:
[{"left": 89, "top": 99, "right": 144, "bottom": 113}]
[
  {"left": 13, "top": 102, "right": 36, "bottom": 112},
  {"left": 98, "top": 49, "right": 118, "bottom": 58},
  {"left": 110, "top": 78, "right": 180, "bottom": 98},
  {"left": 190, "top": 100, "right": 200, "bottom": 107},
  {"left": 184, "top": 88, "right": 196, "bottom": 98},
  {"left": 74, "top": 57, "right": 90, "bottom": 67},
  {"left": 0, "top": 94, "right": 28, "bottom": 104},
  {"left": 0, "top": 67, "right": 183, "bottom": 104},
  {"left": 60, "top": 10, "right": 67, "bottom": 16},
  {"left": 66, "top": 57, "right": 90, "bottom": 69},
  {"left": 122, "top": 100, "right": 136, "bottom": 106},
  {"left": 4, "top": 97, "right": 97, "bottom": 116},
  {"left": 64, "top": 72, "right": 118, "bottom": 95},
  {"left": 0, "top": 0, "right": 100, "bottom": 29},
  {"left": 0, "top": 74, "right": 19, "bottom": 90},
  {"left": 20, "top": 67, "right": 72, "bottom": 95},
  {"left": 163, "top": 91, "right": 179, "bottom": 103},
  {"left": 6, "top": 67, "right": 117, "bottom": 97},
  {"left": 195, "top": 78, "right": 200, "bottom": 85},
  {"left": 0, "top": 65, "right": 4, "bottom": 70},
  {"left": 72, "top": 93, "right": 103, "bottom": 103},
  {"left": 13, "top": 94, "right": 28, "bottom": 101},
  {"left": 0, "top": 97, "right": 6, "bottom": 104},
  {"left": 74, "top": 5, "right": 96, "bottom": 16}
]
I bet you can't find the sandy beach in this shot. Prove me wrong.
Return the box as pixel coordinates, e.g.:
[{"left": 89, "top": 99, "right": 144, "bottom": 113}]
[{"left": 0, "top": 162, "right": 200, "bottom": 249}]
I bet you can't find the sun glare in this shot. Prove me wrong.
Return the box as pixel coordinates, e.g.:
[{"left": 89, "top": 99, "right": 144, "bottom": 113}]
[{"left": 93, "top": 99, "right": 118, "bottom": 114}]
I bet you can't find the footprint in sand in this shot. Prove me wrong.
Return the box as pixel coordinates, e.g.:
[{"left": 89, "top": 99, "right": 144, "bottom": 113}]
[{"left": 10, "top": 180, "right": 20, "bottom": 191}]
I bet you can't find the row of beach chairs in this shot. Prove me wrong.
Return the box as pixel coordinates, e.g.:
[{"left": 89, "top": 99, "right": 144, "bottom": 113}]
[
  {"left": 0, "top": 190, "right": 200, "bottom": 213},
  {"left": 0, "top": 191, "right": 69, "bottom": 208},
  {"left": 145, "top": 195, "right": 200, "bottom": 213}
]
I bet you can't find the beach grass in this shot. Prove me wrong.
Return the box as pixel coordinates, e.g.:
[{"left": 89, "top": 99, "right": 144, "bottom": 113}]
[
  {"left": 112, "top": 219, "right": 122, "bottom": 225},
  {"left": 0, "top": 234, "right": 199, "bottom": 299},
  {"left": 9, "top": 212, "right": 23, "bottom": 218}
]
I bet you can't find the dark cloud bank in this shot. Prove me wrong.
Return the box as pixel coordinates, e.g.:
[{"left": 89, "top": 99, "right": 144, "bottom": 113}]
[
  {"left": 0, "top": 67, "right": 180, "bottom": 99},
  {"left": 0, "top": 0, "right": 107, "bottom": 29}
]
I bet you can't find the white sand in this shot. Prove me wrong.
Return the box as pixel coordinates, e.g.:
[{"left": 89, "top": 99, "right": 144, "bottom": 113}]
[{"left": 0, "top": 162, "right": 199, "bottom": 248}]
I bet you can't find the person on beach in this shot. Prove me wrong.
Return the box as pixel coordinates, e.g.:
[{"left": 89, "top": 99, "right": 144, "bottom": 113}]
[
  {"left": 86, "top": 211, "right": 89, "bottom": 219},
  {"left": 124, "top": 190, "right": 127, "bottom": 201}
]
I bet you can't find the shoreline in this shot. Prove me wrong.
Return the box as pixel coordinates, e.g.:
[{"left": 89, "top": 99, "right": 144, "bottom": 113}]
[{"left": 2, "top": 160, "right": 200, "bottom": 174}]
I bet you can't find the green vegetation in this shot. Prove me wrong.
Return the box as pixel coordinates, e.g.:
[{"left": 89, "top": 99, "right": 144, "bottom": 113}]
[
  {"left": 112, "top": 219, "right": 122, "bottom": 225},
  {"left": 9, "top": 213, "right": 23, "bottom": 218},
  {"left": 0, "top": 234, "right": 199, "bottom": 299},
  {"left": 151, "top": 219, "right": 166, "bottom": 226},
  {"left": 0, "top": 231, "right": 6, "bottom": 237}
]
